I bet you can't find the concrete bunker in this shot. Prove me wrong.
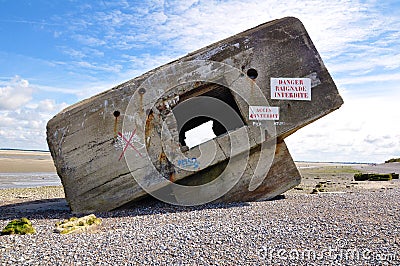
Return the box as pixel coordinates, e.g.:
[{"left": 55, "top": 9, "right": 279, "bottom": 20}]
[{"left": 46, "top": 17, "right": 344, "bottom": 212}]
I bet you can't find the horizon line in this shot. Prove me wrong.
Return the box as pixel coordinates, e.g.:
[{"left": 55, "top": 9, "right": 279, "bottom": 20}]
[{"left": 0, "top": 148, "right": 383, "bottom": 164}]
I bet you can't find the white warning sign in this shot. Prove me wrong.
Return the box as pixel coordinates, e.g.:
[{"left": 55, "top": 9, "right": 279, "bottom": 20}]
[
  {"left": 249, "top": 106, "right": 279, "bottom": 120},
  {"left": 271, "top": 78, "right": 311, "bottom": 101}
]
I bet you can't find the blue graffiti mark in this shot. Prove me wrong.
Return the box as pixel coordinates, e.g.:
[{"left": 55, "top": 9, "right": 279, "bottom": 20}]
[{"left": 177, "top": 158, "right": 199, "bottom": 169}]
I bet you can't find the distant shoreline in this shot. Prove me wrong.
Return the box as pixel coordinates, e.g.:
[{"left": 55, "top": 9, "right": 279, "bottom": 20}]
[
  {"left": 0, "top": 148, "right": 50, "bottom": 153},
  {"left": 1, "top": 149, "right": 396, "bottom": 175},
  {"left": 0, "top": 148, "right": 383, "bottom": 164},
  {"left": 295, "top": 160, "right": 377, "bottom": 165}
]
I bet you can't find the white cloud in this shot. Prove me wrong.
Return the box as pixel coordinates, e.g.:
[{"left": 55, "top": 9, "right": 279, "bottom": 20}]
[
  {"left": 30, "top": 83, "right": 81, "bottom": 96},
  {"left": 286, "top": 88, "right": 400, "bottom": 163},
  {"left": 338, "top": 72, "right": 400, "bottom": 85},
  {"left": 61, "top": 47, "right": 87, "bottom": 59},
  {"left": 164, "top": 0, "right": 199, "bottom": 14},
  {"left": 54, "top": 0, "right": 400, "bottom": 83},
  {"left": 0, "top": 77, "right": 69, "bottom": 150},
  {"left": 73, "top": 34, "right": 106, "bottom": 47},
  {"left": 0, "top": 76, "right": 33, "bottom": 110},
  {"left": 329, "top": 53, "right": 400, "bottom": 74},
  {"left": 36, "top": 99, "right": 67, "bottom": 113}
]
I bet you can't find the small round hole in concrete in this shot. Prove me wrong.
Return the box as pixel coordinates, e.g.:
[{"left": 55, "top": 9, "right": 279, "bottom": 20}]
[
  {"left": 247, "top": 68, "right": 258, "bottom": 79},
  {"left": 113, "top": 111, "right": 120, "bottom": 118},
  {"left": 138, "top": 88, "right": 146, "bottom": 94}
]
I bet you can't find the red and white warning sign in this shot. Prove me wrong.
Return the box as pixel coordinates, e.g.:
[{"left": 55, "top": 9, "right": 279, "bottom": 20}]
[
  {"left": 271, "top": 78, "right": 311, "bottom": 101},
  {"left": 249, "top": 106, "right": 279, "bottom": 120}
]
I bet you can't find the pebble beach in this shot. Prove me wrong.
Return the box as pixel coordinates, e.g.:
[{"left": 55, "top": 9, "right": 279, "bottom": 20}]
[
  {"left": 1, "top": 187, "right": 399, "bottom": 265},
  {"left": 1, "top": 151, "right": 399, "bottom": 265}
]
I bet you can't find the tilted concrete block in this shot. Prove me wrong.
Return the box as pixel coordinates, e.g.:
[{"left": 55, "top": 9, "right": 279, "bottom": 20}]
[{"left": 47, "top": 17, "right": 343, "bottom": 213}]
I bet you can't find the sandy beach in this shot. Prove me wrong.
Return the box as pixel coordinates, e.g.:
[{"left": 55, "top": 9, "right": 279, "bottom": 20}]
[
  {"left": 0, "top": 150, "right": 60, "bottom": 189},
  {"left": 0, "top": 150, "right": 56, "bottom": 173},
  {"left": 0, "top": 151, "right": 399, "bottom": 265}
]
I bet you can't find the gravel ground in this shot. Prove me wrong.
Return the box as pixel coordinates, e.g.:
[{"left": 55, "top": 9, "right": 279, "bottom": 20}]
[{"left": 1, "top": 188, "right": 399, "bottom": 265}]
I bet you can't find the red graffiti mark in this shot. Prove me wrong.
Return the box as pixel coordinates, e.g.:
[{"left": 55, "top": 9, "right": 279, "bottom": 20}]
[{"left": 118, "top": 130, "right": 143, "bottom": 160}]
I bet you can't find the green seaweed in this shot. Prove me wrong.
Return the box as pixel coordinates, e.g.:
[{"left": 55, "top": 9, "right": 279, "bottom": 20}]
[
  {"left": 311, "top": 183, "right": 328, "bottom": 194},
  {"left": 354, "top": 173, "right": 393, "bottom": 181},
  {"left": 86, "top": 217, "right": 101, "bottom": 226},
  {"left": 354, "top": 173, "right": 369, "bottom": 181},
  {"left": 55, "top": 214, "right": 101, "bottom": 234},
  {"left": 1, "top": 218, "right": 36, "bottom": 235},
  {"left": 385, "top": 158, "right": 400, "bottom": 163},
  {"left": 311, "top": 188, "right": 319, "bottom": 194}
]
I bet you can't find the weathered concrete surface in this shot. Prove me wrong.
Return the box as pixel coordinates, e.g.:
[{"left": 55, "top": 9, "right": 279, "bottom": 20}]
[
  {"left": 176, "top": 140, "right": 301, "bottom": 203},
  {"left": 47, "top": 17, "right": 343, "bottom": 213}
]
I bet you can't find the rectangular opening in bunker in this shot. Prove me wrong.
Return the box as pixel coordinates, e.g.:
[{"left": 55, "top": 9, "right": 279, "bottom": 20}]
[{"left": 173, "top": 84, "right": 246, "bottom": 149}]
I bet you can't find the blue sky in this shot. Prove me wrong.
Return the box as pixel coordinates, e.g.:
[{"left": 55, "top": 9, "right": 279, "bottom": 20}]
[{"left": 0, "top": 0, "right": 399, "bottom": 163}]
